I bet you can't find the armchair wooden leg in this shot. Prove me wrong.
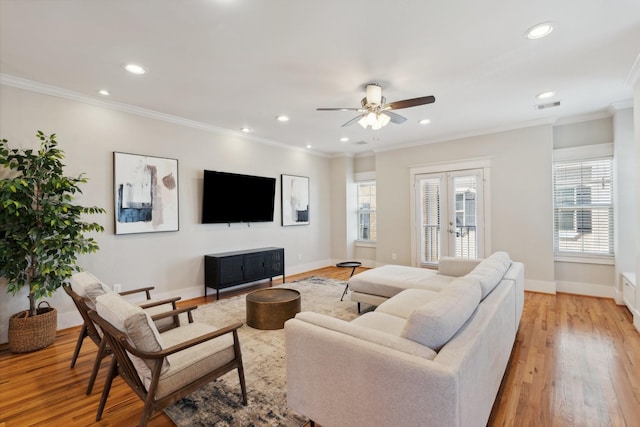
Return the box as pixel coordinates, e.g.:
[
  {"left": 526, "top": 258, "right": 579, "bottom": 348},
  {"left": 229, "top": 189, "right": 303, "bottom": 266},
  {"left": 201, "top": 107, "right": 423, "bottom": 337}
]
[
  {"left": 70, "top": 323, "right": 88, "bottom": 368},
  {"left": 233, "top": 330, "right": 248, "bottom": 405},
  {"left": 96, "top": 356, "right": 117, "bottom": 421},
  {"left": 87, "top": 338, "right": 108, "bottom": 395}
]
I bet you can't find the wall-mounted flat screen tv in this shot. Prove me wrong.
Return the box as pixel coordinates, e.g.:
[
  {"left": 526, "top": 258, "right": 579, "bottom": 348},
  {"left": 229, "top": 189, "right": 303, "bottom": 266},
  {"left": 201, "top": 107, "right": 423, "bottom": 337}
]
[{"left": 202, "top": 170, "right": 276, "bottom": 224}]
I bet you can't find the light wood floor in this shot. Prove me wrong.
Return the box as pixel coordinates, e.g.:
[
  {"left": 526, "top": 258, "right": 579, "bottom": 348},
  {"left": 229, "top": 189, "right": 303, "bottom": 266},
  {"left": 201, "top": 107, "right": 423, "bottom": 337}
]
[{"left": 1, "top": 267, "right": 639, "bottom": 426}]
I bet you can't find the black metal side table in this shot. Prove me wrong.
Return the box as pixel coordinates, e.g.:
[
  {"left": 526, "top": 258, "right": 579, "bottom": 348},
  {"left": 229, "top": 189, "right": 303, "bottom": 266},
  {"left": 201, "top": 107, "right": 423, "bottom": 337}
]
[{"left": 336, "top": 261, "right": 362, "bottom": 301}]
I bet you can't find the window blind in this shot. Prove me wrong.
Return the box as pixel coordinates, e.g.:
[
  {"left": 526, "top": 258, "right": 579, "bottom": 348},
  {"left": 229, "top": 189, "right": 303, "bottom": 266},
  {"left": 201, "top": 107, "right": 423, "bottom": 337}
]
[{"left": 553, "top": 156, "right": 613, "bottom": 256}]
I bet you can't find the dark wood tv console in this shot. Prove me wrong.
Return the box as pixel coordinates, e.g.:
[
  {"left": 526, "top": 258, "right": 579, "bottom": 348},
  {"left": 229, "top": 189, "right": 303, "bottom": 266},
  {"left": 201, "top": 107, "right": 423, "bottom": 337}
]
[{"left": 204, "top": 247, "right": 285, "bottom": 299}]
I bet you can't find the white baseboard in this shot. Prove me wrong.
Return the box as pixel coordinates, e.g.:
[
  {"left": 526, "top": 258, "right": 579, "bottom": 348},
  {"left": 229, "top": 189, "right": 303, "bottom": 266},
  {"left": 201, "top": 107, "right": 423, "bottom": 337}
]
[
  {"left": 634, "top": 313, "right": 640, "bottom": 333},
  {"left": 614, "top": 287, "right": 624, "bottom": 305},
  {"left": 556, "top": 280, "right": 615, "bottom": 299},
  {"left": 525, "top": 279, "right": 556, "bottom": 294}
]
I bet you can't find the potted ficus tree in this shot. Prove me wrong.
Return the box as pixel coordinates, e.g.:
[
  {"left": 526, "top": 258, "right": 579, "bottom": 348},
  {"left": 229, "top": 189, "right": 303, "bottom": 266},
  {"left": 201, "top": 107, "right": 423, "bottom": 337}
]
[{"left": 0, "top": 131, "right": 105, "bottom": 353}]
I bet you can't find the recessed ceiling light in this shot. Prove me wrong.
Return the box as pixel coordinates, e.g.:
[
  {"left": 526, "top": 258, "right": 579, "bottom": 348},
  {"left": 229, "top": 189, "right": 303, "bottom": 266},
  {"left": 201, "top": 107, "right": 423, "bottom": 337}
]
[
  {"left": 419, "top": 119, "right": 431, "bottom": 125},
  {"left": 306, "top": 144, "right": 312, "bottom": 149},
  {"left": 340, "top": 137, "right": 349, "bottom": 142},
  {"left": 276, "top": 115, "right": 289, "bottom": 122},
  {"left": 526, "top": 22, "right": 554, "bottom": 39},
  {"left": 536, "top": 91, "right": 556, "bottom": 99},
  {"left": 240, "top": 127, "right": 252, "bottom": 133},
  {"left": 124, "top": 63, "right": 147, "bottom": 75},
  {"left": 98, "top": 89, "right": 110, "bottom": 96}
]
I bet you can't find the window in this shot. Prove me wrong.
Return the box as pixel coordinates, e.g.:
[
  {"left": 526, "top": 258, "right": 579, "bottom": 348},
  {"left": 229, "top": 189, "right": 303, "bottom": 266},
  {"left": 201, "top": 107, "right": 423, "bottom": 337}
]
[
  {"left": 553, "top": 146, "right": 613, "bottom": 258},
  {"left": 357, "top": 181, "right": 376, "bottom": 241}
]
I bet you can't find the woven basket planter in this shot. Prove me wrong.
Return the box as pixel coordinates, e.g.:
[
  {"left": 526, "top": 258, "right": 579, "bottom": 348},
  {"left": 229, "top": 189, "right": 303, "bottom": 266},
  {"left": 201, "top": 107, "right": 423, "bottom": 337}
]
[{"left": 8, "top": 301, "right": 57, "bottom": 353}]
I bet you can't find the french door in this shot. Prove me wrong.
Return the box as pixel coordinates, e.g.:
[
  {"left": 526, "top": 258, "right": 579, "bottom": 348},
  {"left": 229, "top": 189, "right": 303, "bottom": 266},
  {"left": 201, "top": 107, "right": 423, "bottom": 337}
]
[{"left": 415, "top": 169, "right": 485, "bottom": 267}]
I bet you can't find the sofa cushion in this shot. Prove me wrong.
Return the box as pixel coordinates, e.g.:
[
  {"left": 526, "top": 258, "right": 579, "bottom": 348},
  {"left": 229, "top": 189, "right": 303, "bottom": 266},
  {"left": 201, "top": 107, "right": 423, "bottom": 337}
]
[
  {"left": 437, "top": 257, "right": 481, "bottom": 277},
  {"left": 348, "top": 265, "right": 445, "bottom": 298},
  {"left": 465, "top": 251, "right": 511, "bottom": 300},
  {"left": 401, "top": 277, "right": 481, "bottom": 351},
  {"left": 351, "top": 312, "right": 407, "bottom": 336},
  {"left": 376, "top": 289, "right": 440, "bottom": 319},
  {"left": 96, "top": 292, "right": 168, "bottom": 381},
  {"left": 294, "top": 312, "right": 436, "bottom": 360}
]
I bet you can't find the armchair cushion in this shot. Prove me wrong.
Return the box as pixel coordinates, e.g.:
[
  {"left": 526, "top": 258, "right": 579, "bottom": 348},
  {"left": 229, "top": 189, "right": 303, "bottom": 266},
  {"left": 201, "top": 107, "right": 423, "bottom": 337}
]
[
  {"left": 96, "top": 292, "right": 168, "bottom": 380},
  {"left": 154, "top": 323, "right": 236, "bottom": 398},
  {"left": 70, "top": 271, "right": 109, "bottom": 308},
  {"left": 402, "top": 277, "right": 481, "bottom": 351}
]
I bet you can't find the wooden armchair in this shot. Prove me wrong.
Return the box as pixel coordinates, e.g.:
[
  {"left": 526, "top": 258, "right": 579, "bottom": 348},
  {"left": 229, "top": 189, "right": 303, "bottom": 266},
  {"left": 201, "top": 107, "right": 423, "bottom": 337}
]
[
  {"left": 88, "top": 292, "right": 247, "bottom": 427},
  {"left": 64, "top": 271, "right": 181, "bottom": 394}
]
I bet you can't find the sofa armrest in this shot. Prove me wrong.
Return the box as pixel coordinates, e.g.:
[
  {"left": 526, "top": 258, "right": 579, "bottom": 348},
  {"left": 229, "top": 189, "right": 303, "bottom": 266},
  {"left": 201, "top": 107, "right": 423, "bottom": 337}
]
[
  {"left": 285, "top": 317, "right": 458, "bottom": 427},
  {"left": 438, "top": 256, "right": 481, "bottom": 277}
]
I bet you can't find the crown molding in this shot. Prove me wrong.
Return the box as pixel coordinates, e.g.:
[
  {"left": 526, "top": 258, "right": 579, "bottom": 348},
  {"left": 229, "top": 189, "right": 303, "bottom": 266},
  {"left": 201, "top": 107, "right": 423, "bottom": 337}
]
[
  {"left": 0, "top": 73, "right": 331, "bottom": 158},
  {"left": 608, "top": 99, "right": 634, "bottom": 113},
  {"left": 626, "top": 53, "right": 640, "bottom": 86},
  {"left": 373, "top": 117, "right": 556, "bottom": 153}
]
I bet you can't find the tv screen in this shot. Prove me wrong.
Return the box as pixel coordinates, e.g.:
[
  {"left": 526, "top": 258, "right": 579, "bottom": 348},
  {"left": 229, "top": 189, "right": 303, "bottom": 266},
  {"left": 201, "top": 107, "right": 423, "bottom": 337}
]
[{"left": 202, "top": 170, "right": 276, "bottom": 224}]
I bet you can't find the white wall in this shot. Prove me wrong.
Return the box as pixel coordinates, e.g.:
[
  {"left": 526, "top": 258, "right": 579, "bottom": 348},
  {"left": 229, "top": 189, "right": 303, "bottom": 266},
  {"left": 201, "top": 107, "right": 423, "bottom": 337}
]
[
  {"left": 329, "top": 156, "right": 355, "bottom": 262},
  {"left": 552, "top": 117, "right": 617, "bottom": 297},
  {"left": 613, "top": 108, "right": 636, "bottom": 303},
  {"left": 374, "top": 125, "right": 555, "bottom": 292},
  {"left": 633, "top": 56, "right": 640, "bottom": 332},
  {"left": 353, "top": 154, "right": 377, "bottom": 266},
  {"left": 0, "top": 85, "right": 333, "bottom": 343}
]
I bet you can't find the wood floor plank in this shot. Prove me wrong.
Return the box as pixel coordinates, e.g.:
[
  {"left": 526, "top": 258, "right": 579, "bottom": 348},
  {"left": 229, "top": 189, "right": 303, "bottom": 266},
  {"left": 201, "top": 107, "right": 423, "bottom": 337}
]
[{"left": 1, "top": 268, "right": 639, "bottom": 427}]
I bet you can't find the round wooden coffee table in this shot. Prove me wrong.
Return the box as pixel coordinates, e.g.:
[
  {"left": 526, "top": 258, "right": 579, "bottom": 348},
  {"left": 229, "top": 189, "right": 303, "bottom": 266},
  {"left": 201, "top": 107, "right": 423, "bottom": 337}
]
[{"left": 246, "top": 288, "right": 301, "bottom": 330}]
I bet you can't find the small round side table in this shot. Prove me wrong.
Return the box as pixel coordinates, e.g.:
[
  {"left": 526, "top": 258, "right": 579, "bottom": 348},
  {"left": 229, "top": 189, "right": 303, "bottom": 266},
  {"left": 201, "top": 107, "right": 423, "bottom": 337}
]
[{"left": 336, "top": 261, "right": 362, "bottom": 301}]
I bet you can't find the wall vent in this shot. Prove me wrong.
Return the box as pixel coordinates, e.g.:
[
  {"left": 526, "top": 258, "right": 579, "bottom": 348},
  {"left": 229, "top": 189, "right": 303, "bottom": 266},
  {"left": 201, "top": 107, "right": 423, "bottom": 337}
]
[{"left": 536, "top": 101, "right": 561, "bottom": 110}]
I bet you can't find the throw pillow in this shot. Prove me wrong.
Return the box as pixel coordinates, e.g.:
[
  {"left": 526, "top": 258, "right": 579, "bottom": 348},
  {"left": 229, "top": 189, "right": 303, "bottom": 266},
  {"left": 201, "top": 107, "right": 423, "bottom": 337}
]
[
  {"left": 401, "top": 277, "right": 481, "bottom": 351},
  {"left": 465, "top": 251, "right": 511, "bottom": 299}
]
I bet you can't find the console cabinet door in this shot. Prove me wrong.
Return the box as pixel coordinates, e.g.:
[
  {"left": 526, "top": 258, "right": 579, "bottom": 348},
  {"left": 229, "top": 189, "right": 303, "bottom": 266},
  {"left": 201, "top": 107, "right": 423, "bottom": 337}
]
[
  {"left": 243, "top": 252, "right": 266, "bottom": 281},
  {"left": 263, "top": 249, "right": 285, "bottom": 277},
  {"left": 219, "top": 255, "right": 245, "bottom": 285}
]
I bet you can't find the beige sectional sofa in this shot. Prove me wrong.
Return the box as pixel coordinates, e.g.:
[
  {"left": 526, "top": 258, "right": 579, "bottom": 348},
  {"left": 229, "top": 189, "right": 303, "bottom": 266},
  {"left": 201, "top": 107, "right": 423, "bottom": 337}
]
[{"left": 285, "top": 252, "right": 524, "bottom": 427}]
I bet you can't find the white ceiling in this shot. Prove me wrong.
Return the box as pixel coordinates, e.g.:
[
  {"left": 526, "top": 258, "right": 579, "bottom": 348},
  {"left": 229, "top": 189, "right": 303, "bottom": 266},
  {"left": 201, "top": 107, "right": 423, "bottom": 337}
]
[{"left": 1, "top": 0, "right": 639, "bottom": 155}]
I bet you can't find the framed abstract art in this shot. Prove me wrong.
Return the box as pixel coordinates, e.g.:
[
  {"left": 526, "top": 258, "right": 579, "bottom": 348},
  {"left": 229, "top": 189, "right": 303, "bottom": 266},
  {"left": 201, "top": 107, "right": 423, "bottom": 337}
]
[
  {"left": 281, "top": 174, "right": 309, "bottom": 226},
  {"left": 113, "top": 152, "right": 179, "bottom": 234}
]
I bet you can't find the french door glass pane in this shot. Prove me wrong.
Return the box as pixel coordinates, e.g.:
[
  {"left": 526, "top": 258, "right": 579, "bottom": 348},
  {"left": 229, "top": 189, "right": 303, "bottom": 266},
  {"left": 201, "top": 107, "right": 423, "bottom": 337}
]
[
  {"left": 452, "top": 175, "right": 477, "bottom": 259},
  {"left": 420, "top": 178, "right": 441, "bottom": 264}
]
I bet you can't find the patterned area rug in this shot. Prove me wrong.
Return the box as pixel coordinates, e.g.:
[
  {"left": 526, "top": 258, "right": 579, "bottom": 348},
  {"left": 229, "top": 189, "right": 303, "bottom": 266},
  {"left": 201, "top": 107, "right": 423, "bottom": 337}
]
[{"left": 164, "top": 276, "right": 360, "bottom": 427}]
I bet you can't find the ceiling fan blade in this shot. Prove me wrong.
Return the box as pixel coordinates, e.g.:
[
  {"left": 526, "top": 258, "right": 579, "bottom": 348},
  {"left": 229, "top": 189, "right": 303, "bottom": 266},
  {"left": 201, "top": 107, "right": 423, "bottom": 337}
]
[
  {"left": 386, "top": 95, "right": 436, "bottom": 110},
  {"left": 384, "top": 111, "right": 407, "bottom": 124},
  {"left": 317, "top": 107, "right": 361, "bottom": 111},
  {"left": 341, "top": 115, "right": 364, "bottom": 127}
]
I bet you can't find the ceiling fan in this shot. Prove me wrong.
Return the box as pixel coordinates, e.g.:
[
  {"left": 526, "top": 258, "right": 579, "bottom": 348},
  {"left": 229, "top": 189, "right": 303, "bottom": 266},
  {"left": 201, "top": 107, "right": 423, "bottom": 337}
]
[{"left": 317, "top": 84, "right": 435, "bottom": 130}]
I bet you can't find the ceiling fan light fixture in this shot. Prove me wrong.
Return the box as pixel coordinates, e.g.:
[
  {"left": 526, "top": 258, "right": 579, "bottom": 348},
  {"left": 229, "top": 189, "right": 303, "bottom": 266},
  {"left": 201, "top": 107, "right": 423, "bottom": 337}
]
[
  {"left": 365, "top": 84, "right": 383, "bottom": 105},
  {"left": 358, "top": 112, "right": 391, "bottom": 130}
]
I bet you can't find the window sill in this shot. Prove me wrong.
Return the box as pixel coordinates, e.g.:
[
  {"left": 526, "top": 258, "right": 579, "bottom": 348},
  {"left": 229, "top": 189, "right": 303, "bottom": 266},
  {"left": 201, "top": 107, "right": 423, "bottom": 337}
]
[
  {"left": 355, "top": 240, "right": 376, "bottom": 248},
  {"left": 554, "top": 254, "right": 614, "bottom": 265}
]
